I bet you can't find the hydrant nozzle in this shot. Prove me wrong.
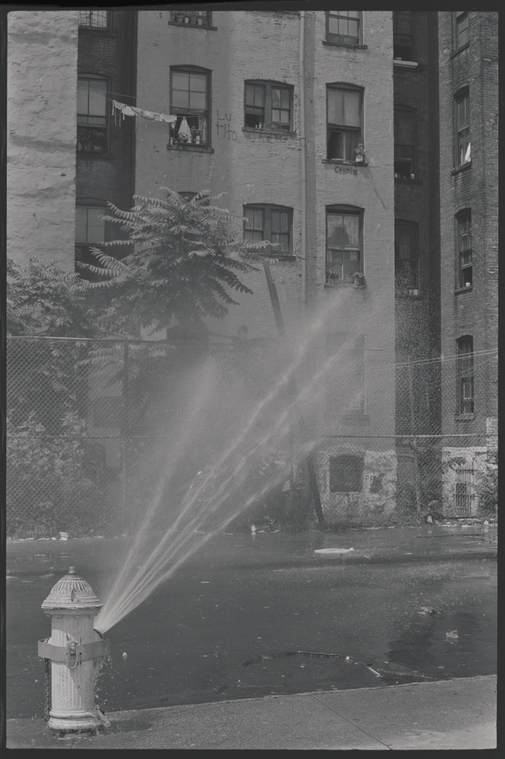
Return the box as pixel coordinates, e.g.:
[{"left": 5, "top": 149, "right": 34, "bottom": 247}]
[{"left": 38, "top": 567, "right": 110, "bottom": 734}]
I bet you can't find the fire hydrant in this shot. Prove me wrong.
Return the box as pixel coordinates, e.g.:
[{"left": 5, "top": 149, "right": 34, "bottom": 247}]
[{"left": 38, "top": 567, "right": 110, "bottom": 735}]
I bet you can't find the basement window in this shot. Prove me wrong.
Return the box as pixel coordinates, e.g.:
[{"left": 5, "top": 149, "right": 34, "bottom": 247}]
[{"left": 329, "top": 454, "right": 364, "bottom": 493}]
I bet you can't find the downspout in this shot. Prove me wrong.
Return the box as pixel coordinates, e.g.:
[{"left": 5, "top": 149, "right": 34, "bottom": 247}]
[{"left": 299, "top": 11, "right": 307, "bottom": 304}]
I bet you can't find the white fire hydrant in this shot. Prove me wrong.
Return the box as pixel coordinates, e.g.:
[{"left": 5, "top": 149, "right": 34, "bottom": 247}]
[{"left": 38, "top": 567, "right": 110, "bottom": 735}]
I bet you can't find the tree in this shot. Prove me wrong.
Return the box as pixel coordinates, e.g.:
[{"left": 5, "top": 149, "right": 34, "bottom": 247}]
[
  {"left": 6, "top": 257, "right": 98, "bottom": 337},
  {"left": 80, "top": 188, "right": 268, "bottom": 337}
]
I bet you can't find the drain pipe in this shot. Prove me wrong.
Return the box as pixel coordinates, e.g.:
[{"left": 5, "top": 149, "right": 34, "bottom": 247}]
[
  {"left": 38, "top": 567, "right": 110, "bottom": 735},
  {"left": 299, "top": 10, "right": 307, "bottom": 304}
]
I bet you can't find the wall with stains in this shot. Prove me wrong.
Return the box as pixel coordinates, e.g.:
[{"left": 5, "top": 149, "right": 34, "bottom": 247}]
[{"left": 7, "top": 11, "right": 79, "bottom": 269}]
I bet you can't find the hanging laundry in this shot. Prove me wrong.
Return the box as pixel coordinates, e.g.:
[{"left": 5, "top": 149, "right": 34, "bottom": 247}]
[
  {"left": 178, "top": 117, "right": 192, "bottom": 142},
  {"left": 141, "top": 110, "right": 156, "bottom": 120},
  {"left": 122, "top": 105, "right": 135, "bottom": 117},
  {"left": 159, "top": 113, "right": 176, "bottom": 124}
]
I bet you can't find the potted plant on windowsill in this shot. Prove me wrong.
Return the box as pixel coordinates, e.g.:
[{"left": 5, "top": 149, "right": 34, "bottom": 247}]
[
  {"left": 354, "top": 143, "right": 367, "bottom": 164},
  {"left": 352, "top": 272, "right": 366, "bottom": 288}
]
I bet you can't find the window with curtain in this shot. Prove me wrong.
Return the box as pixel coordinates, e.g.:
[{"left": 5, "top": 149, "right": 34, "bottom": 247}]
[
  {"left": 455, "top": 89, "right": 471, "bottom": 166},
  {"left": 327, "top": 85, "right": 362, "bottom": 161},
  {"left": 244, "top": 81, "right": 293, "bottom": 131},
  {"left": 170, "top": 67, "right": 210, "bottom": 147},
  {"left": 326, "top": 206, "right": 363, "bottom": 282}
]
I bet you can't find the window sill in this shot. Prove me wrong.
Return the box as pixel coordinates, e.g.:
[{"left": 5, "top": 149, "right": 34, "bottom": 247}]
[
  {"left": 323, "top": 159, "right": 367, "bottom": 169},
  {"left": 393, "top": 59, "right": 418, "bottom": 68},
  {"left": 77, "top": 151, "right": 115, "bottom": 160},
  {"left": 168, "top": 21, "right": 217, "bottom": 31},
  {"left": 167, "top": 144, "right": 214, "bottom": 153},
  {"left": 454, "top": 285, "right": 473, "bottom": 295},
  {"left": 394, "top": 176, "right": 422, "bottom": 184},
  {"left": 451, "top": 41, "right": 470, "bottom": 59},
  {"left": 324, "top": 280, "right": 366, "bottom": 290},
  {"left": 322, "top": 40, "right": 368, "bottom": 50},
  {"left": 451, "top": 162, "right": 472, "bottom": 176},
  {"left": 242, "top": 127, "right": 296, "bottom": 139},
  {"left": 455, "top": 413, "right": 475, "bottom": 421}
]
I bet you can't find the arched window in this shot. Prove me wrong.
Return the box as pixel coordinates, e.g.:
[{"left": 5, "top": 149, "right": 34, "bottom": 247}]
[
  {"left": 170, "top": 66, "right": 210, "bottom": 148},
  {"left": 326, "top": 205, "right": 363, "bottom": 282},
  {"left": 77, "top": 75, "right": 109, "bottom": 153},
  {"left": 326, "top": 84, "right": 363, "bottom": 162},
  {"left": 454, "top": 88, "right": 470, "bottom": 166},
  {"left": 244, "top": 80, "right": 293, "bottom": 131}
]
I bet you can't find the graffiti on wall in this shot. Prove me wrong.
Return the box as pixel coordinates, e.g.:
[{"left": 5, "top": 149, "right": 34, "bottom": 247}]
[{"left": 216, "top": 110, "right": 238, "bottom": 141}]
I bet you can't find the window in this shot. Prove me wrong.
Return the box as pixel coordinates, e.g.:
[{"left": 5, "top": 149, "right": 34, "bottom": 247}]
[
  {"left": 395, "top": 222, "right": 418, "bottom": 291},
  {"left": 329, "top": 454, "right": 364, "bottom": 492},
  {"left": 75, "top": 203, "right": 107, "bottom": 278},
  {"left": 393, "top": 11, "right": 415, "bottom": 60},
  {"left": 326, "top": 206, "right": 362, "bottom": 282},
  {"left": 326, "top": 11, "right": 361, "bottom": 45},
  {"left": 244, "top": 81, "right": 293, "bottom": 131},
  {"left": 78, "top": 11, "right": 108, "bottom": 29},
  {"left": 170, "top": 10, "right": 211, "bottom": 27},
  {"left": 394, "top": 107, "right": 416, "bottom": 179},
  {"left": 457, "top": 336, "right": 474, "bottom": 415},
  {"left": 170, "top": 67, "right": 210, "bottom": 147},
  {"left": 455, "top": 90, "right": 471, "bottom": 166},
  {"left": 456, "top": 212, "right": 472, "bottom": 288},
  {"left": 243, "top": 204, "right": 293, "bottom": 257},
  {"left": 327, "top": 85, "right": 362, "bottom": 161},
  {"left": 454, "top": 11, "right": 469, "bottom": 49},
  {"left": 77, "top": 77, "right": 108, "bottom": 153}
]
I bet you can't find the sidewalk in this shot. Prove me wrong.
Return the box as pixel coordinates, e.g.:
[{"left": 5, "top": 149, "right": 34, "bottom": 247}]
[{"left": 6, "top": 675, "right": 497, "bottom": 749}]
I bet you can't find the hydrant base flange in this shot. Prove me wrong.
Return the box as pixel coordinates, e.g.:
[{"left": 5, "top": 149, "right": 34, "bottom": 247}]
[{"left": 47, "top": 711, "right": 103, "bottom": 734}]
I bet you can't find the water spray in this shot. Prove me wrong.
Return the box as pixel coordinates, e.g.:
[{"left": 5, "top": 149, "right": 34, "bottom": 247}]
[{"left": 38, "top": 567, "right": 110, "bottom": 736}]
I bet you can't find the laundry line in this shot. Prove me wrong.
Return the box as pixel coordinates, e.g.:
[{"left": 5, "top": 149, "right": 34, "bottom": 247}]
[{"left": 112, "top": 100, "right": 176, "bottom": 124}]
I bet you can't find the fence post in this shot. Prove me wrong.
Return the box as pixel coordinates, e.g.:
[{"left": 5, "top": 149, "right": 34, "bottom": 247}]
[{"left": 407, "top": 358, "right": 422, "bottom": 513}]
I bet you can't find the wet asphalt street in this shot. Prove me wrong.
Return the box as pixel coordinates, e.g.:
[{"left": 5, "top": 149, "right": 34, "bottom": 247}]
[{"left": 6, "top": 527, "right": 497, "bottom": 720}]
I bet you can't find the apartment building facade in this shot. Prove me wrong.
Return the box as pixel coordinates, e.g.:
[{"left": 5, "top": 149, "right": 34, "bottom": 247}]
[
  {"left": 7, "top": 9, "right": 498, "bottom": 522},
  {"left": 437, "top": 11, "right": 498, "bottom": 516}
]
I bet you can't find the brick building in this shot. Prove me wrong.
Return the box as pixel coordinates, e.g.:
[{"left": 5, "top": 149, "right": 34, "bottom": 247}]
[
  {"left": 7, "top": 9, "right": 498, "bottom": 521},
  {"left": 437, "top": 11, "right": 498, "bottom": 515}
]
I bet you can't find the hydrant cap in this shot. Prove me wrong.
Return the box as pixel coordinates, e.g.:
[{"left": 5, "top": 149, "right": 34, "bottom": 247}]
[{"left": 41, "top": 566, "right": 102, "bottom": 610}]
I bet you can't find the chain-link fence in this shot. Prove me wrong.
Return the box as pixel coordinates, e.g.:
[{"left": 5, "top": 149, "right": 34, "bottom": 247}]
[{"left": 6, "top": 335, "right": 497, "bottom": 537}]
